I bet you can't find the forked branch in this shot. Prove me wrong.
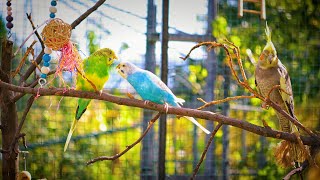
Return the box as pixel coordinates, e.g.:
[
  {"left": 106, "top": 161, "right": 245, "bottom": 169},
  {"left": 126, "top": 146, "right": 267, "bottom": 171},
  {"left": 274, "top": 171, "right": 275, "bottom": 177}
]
[
  {"left": 86, "top": 113, "right": 161, "bottom": 165},
  {"left": 191, "top": 122, "right": 223, "bottom": 179},
  {"left": 181, "top": 40, "right": 319, "bottom": 142}
]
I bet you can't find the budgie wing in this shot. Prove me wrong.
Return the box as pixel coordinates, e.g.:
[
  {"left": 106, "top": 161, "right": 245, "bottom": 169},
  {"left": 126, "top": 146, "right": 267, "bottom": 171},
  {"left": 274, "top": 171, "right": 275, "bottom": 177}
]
[
  {"left": 77, "top": 48, "right": 113, "bottom": 91},
  {"left": 145, "top": 71, "right": 184, "bottom": 106}
]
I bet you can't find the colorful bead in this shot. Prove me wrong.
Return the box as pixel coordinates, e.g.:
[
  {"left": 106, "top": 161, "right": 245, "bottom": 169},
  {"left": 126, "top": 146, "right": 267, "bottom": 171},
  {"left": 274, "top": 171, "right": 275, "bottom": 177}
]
[
  {"left": 50, "top": 13, "right": 55, "bottom": 18},
  {"left": 43, "top": 62, "right": 50, "bottom": 67},
  {"left": 7, "top": 11, "right": 12, "bottom": 16},
  {"left": 6, "top": 16, "right": 13, "bottom": 22},
  {"left": 44, "top": 47, "right": 52, "bottom": 54},
  {"left": 42, "top": 54, "right": 51, "bottom": 62},
  {"left": 49, "top": 6, "right": 57, "bottom": 13},
  {"left": 6, "top": 1, "right": 11, "bottom": 6},
  {"left": 7, "top": 6, "right": 12, "bottom": 11},
  {"left": 51, "top": 1, "right": 57, "bottom": 6},
  {"left": 41, "top": 67, "right": 50, "bottom": 74},
  {"left": 6, "top": 22, "right": 13, "bottom": 29},
  {"left": 40, "top": 74, "right": 47, "bottom": 79}
]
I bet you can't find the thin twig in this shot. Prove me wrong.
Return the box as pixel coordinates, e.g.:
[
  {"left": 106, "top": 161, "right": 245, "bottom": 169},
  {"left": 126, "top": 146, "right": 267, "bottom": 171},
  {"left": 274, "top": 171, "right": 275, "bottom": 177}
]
[
  {"left": 0, "top": 80, "right": 319, "bottom": 146},
  {"left": 197, "top": 95, "right": 255, "bottom": 110},
  {"left": 11, "top": 40, "right": 37, "bottom": 78},
  {"left": 282, "top": 161, "right": 308, "bottom": 180},
  {"left": 9, "top": 95, "right": 35, "bottom": 156},
  {"left": 181, "top": 41, "right": 319, "bottom": 142},
  {"left": 266, "top": 85, "right": 291, "bottom": 100},
  {"left": 224, "top": 39, "right": 248, "bottom": 82},
  {"left": 19, "top": 0, "right": 106, "bottom": 86},
  {"left": 191, "top": 123, "right": 223, "bottom": 179},
  {"left": 71, "top": 0, "right": 106, "bottom": 29},
  {"left": 86, "top": 113, "right": 161, "bottom": 165},
  {"left": 26, "top": 13, "right": 44, "bottom": 49}
]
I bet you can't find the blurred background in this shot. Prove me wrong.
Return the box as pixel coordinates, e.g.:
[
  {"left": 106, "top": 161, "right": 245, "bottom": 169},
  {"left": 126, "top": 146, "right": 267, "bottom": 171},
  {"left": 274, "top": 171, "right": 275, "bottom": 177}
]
[{"left": 0, "top": 0, "right": 319, "bottom": 179}]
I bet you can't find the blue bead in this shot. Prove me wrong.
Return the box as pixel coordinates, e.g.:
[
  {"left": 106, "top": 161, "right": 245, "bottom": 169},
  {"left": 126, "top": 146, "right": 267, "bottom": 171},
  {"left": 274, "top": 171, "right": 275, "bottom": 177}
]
[
  {"left": 42, "top": 54, "right": 51, "bottom": 62},
  {"left": 41, "top": 74, "right": 47, "bottom": 78},
  {"left": 51, "top": 1, "right": 57, "bottom": 6},
  {"left": 44, "top": 62, "right": 50, "bottom": 67},
  {"left": 50, "top": 13, "right": 55, "bottom": 18}
]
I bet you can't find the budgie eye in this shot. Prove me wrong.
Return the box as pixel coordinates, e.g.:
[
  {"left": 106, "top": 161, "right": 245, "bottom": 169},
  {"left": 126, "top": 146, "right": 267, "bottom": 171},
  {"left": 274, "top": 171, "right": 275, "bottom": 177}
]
[{"left": 109, "top": 57, "right": 112, "bottom": 61}]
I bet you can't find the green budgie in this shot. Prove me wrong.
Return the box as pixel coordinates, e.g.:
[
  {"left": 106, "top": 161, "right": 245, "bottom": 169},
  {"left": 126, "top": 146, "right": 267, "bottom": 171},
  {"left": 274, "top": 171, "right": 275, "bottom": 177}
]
[
  {"left": 255, "top": 23, "right": 308, "bottom": 167},
  {"left": 64, "top": 48, "right": 118, "bottom": 152}
]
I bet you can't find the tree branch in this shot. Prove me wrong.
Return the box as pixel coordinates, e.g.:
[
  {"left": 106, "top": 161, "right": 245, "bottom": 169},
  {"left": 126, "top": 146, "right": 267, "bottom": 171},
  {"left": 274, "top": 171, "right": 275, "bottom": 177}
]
[
  {"left": 181, "top": 41, "right": 320, "bottom": 142},
  {"left": 19, "top": 0, "right": 106, "bottom": 86},
  {"left": 191, "top": 122, "right": 223, "bottom": 179},
  {"left": 11, "top": 40, "right": 37, "bottom": 78},
  {"left": 70, "top": 0, "right": 106, "bottom": 29},
  {"left": 9, "top": 95, "right": 35, "bottom": 156},
  {"left": 0, "top": 80, "right": 318, "bottom": 146},
  {"left": 283, "top": 161, "right": 308, "bottom": 180},
  {"left": 26, "top": 13, "right": 44, "bottom": 49},
  {"left": 86, "top": 113, "right": 160, "bottom": 165}
]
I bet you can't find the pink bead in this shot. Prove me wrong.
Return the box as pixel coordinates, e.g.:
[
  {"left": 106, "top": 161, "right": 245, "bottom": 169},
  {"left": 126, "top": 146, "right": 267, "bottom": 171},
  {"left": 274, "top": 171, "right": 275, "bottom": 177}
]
[
  {"left": 7, "top": 11, "right": 12, "bottom": 16},
  {"left": 7, "top": 6, "right": 12, "bottom": 11}
]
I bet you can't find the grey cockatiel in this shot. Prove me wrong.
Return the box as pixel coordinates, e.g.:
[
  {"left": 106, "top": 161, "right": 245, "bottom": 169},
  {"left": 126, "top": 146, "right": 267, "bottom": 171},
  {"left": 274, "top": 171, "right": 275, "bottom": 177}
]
[{"left": 255, "top": 23, "right": 308, "bottom": 167}]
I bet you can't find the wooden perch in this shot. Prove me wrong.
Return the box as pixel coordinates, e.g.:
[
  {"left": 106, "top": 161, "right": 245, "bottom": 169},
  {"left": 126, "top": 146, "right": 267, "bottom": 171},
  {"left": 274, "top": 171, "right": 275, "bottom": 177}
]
[{"left": 0, "top": 80, "right": 318, "bottom": 146}]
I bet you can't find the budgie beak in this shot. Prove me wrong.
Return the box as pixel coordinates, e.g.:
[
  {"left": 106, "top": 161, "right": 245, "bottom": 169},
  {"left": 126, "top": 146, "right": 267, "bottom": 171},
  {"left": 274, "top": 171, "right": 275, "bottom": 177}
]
[
  {"left": 107, "top": 55, "right": 118, "bottom": 66},
  {"left": 116, "top": 63, "right": 127, "bottom": 79}
]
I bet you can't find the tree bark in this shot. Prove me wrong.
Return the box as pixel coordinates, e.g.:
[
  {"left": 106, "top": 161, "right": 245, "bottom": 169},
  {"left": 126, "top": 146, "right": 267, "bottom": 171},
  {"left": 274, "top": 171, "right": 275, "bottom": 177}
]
[{"left": 1, "top": 39, "right": 19, "bottom": 179}]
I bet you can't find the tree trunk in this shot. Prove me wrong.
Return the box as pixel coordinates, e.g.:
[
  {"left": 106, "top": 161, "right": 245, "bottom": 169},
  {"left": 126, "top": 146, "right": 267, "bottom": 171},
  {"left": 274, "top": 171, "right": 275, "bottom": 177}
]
[{"left": 1, "top": 39, "right": 19, "bottom": 179}]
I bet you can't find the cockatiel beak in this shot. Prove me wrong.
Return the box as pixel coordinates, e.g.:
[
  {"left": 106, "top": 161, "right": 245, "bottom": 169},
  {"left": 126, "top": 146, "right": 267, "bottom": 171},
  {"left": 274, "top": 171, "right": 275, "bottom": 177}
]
[
  {"left": 259, "top": 51, "right": 275, "bottom": 64},
  {"left": 116, "top": 63, "right": 127, "bottom": 79}
]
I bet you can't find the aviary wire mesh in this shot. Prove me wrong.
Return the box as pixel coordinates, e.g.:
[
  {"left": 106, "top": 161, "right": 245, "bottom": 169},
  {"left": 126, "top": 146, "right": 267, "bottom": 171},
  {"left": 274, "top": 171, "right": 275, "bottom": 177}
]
[{"left": 0, "top": 0, "right": 318, "bottom": 179}]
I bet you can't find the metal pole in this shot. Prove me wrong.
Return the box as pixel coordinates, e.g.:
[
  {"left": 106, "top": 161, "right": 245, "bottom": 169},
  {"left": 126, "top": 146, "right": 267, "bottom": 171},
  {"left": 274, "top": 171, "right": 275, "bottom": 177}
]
[
  {"left": 222, "top": 65, "right": 230, "bottom": 180},
  {"left": 159, "top": 0, "right": 169, "bottom": 179},
  {"left": 204, "top": 0, "right": 218, "bottom": 177},
  {"left": 142, "top": 0, "right": 157, "bottom": 179}
]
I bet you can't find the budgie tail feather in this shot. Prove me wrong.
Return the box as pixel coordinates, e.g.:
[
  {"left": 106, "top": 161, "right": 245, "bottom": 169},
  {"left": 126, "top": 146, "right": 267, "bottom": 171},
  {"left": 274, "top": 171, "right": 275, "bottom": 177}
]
[
  {"left": 175, "top": 97, "right": 185, "bottom": 106},
  {"left": 184, "top": 116, "right": 210, "bottom": 134},
  {"left": 64, "top": 118, "right": 78, "bottom": 152}
]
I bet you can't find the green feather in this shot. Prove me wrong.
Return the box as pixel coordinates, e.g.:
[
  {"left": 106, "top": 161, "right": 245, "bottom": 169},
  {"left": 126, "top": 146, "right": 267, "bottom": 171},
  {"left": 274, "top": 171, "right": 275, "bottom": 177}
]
[{"left": 64, "top": 48, "right": 117, "bottom": 152}]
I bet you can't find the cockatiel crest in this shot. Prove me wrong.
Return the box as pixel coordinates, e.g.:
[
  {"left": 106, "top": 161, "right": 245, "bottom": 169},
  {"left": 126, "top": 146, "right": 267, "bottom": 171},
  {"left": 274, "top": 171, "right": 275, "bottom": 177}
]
[{"left": 259, "top": 22, "right": 278, "bottom": 68}]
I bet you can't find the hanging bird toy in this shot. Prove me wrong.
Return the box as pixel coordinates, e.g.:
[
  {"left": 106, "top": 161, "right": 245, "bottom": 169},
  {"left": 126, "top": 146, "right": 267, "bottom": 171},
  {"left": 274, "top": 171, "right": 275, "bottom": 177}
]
[
  {"left": 38, "top": 0, "right": 83, "bottom": 86},
  {"left": 6, "top": 0, "right": 14, "bottom": 37}
]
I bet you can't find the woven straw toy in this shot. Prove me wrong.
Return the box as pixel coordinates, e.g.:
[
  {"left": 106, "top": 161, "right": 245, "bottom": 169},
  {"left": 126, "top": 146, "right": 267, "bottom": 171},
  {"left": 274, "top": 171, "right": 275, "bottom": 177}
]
[{"left": 40, "top": 18, "right": 83, "bottom": 84}]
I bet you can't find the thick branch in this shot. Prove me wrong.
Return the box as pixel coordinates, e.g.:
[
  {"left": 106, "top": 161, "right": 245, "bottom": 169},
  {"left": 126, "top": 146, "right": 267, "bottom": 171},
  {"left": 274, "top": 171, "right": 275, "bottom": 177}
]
[
  {"left": 0, "top": 80, "right": 318, "bottom": 146},
  {"left": 70, "top": 0, "right": 106, "bottom": 29},
  {"left": 86, "top": 113, "right": 160, "bottom": 165}
]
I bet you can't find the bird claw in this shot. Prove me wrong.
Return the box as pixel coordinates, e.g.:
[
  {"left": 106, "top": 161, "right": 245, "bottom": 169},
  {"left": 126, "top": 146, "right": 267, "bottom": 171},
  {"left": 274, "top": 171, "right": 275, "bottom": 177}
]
[
  {"left": 144, "top": 100, "right": 150, "bottom": 105},
  {"left": 99, "top": 90, "right": 103, "bottom": 96},
  {"left": 126, "top": 92, "right": 135, "bottom": 99},
  {"left": 261, "top": 102, "right": 270, "bottom": 109},
  {"left": 163, "top": 103, "right": 169, "bottom": 114}
]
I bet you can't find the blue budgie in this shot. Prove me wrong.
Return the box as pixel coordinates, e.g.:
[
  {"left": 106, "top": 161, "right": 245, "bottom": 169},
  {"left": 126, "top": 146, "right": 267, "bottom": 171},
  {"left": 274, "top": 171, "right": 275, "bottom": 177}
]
[{"left": 116, "top": 61, "right": 210, "bottom": 134}]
